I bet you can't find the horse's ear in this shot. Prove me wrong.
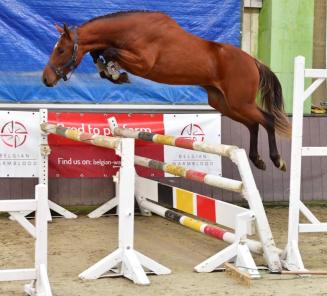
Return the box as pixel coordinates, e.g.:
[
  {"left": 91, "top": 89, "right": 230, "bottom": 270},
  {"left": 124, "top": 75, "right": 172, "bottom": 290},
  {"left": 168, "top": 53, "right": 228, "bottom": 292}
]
[
  {"left": 63, "top": 23, "right": 71, "bottom": 39},
  {"left": 55, "top": 24, "right": 64, "bottom": 34}
]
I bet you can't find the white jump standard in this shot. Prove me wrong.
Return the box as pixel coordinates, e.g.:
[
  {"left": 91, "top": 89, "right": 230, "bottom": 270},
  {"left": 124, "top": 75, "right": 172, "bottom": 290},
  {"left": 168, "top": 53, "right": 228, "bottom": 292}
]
[
  {"left": 0, "top": 184, "right": 52, "bottom": 296},
  {"left": 108, "top": 117, "right": 283, "bottom": 274},
  {"left": 284, "top": 56, "right": 327, "bottom": 271},
  {"left": 41, "top": 123, "right": 171, "bottom": 285},
  {"left": 79, "top": 138, "right": 170, "bottom": 284}
]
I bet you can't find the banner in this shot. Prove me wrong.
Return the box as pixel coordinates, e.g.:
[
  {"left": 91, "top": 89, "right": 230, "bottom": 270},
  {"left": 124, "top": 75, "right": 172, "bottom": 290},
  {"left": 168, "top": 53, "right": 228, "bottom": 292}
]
[
  {"left": 0, "top": 1, "right": 241, "bottom": 104},
  {"left": 48, "top": 112, "right": 221, "bottom": 178},
  {"left": 0, "top": 111, "right": 40, "bottom": 177},
  {"left": 0, "top": 111, "right": 221, "bottom": 178},
  {"left": 48, "top": 113, "right": 165, "bottom": 177}
]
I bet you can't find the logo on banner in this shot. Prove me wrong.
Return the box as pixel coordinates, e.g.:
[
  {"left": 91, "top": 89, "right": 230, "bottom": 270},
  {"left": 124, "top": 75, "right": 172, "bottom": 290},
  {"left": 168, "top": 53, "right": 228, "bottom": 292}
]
[
  {"left": 0, "top": 121, "right": 28, "bottom": 148},
  {"left": 180, "top": 123, "right": 205, "bottom": 142}
]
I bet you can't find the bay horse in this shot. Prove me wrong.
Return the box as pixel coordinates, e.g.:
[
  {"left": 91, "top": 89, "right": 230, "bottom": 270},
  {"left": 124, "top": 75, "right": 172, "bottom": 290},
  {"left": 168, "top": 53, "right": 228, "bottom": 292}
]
[{"left": 42, "top": 11, "right": 291, "bottom": 171}]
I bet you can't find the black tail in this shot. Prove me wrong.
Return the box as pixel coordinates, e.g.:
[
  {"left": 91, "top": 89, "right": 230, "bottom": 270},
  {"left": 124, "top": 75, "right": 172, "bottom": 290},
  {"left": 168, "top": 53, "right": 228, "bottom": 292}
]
[{"left": 255, "top": 60, "right": 292, "bottom": 137}]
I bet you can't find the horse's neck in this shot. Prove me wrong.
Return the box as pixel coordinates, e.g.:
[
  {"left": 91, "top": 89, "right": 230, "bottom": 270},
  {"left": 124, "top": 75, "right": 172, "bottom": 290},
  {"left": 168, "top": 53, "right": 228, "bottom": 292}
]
[{"left": 78, "top": 20, "right": 128, "bottom": 53}]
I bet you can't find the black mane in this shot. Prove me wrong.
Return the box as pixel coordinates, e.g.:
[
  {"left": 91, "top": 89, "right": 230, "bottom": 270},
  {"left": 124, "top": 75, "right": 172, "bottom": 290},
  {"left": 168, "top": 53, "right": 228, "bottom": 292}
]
[{"left": 82, "top": 10, "right": 158, "bottom": 26}]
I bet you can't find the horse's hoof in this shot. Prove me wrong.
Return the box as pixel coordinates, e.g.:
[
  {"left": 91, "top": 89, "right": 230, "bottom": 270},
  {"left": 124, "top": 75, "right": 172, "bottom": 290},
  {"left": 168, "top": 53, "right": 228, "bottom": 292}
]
[
  {"left": 99, "top": 71, "right": 107, "bottom": 79},
  {"left": 120, "top": 72, "right": 130, "bottom": 83},
  {"left": 278, "top": 159, "right": 287, "bottom": 172},
  {"left": 253, "top": 158, "right": 266, "bottom": 170}
]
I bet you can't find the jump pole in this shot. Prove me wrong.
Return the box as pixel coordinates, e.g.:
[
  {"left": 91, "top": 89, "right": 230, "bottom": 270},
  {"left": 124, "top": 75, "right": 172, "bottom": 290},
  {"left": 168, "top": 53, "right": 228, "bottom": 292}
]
[
  {"left": 107, "top": 117, "right": 237, "bottom": 158},
  {"left": 108, "top": 117, "right": 282, "bottom": 273},
  {"left": 135, "top": 176, "right": 263, "bottom": 255},
  {"left": 41, "top": 123, "right": 171, "bottom": 285},
  {"left": 135, "top": 175, "right": 285, "bottom": 255},
  {"left": 137, "top": 195, "right": 261, "bottom": 278},
  {"left": 88, "top": 155, "right": 242, "bottom": 218}
]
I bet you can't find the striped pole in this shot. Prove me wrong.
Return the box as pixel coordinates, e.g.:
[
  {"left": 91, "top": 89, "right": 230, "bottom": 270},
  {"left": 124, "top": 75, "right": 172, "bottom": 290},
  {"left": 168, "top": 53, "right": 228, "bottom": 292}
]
[
  {"left": 41, "top": 123, "right": 121, "bottom": 151},
  {"left": 138, "top": 198, "right": 263, "bottom": 255},
  {"left": 108, "top": 117, "right": 238, "bottom": 158},
  {"left": 135, "top": 156, "right": 242, "bottom": 193},
  {"left": 41, "top": 123, "right": 242, "bottom": 193}
]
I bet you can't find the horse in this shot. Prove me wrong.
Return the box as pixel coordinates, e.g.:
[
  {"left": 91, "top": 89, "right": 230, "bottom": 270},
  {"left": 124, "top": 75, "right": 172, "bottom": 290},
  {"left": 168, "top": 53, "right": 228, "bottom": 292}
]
[{"left": 42, "top": 10, "right": 291, "bottom": 171}]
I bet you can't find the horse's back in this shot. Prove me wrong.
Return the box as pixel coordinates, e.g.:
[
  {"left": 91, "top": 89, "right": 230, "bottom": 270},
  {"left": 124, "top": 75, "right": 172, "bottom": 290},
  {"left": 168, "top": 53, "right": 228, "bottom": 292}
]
[{"left": 215, "top": 44, "right": 259, "bottom": 88}]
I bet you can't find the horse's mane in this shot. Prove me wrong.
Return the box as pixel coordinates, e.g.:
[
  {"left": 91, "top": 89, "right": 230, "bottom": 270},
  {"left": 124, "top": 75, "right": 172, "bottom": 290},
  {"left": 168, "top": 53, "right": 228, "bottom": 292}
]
[{"left": 82, "top": 10, "right": 158, "bottom": 26}]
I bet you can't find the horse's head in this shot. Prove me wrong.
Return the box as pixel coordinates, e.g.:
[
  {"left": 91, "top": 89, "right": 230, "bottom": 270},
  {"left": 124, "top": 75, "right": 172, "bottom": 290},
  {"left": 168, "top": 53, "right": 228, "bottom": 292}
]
[{"left": 42, "top": 24, "right": 81, "bottom": 87}]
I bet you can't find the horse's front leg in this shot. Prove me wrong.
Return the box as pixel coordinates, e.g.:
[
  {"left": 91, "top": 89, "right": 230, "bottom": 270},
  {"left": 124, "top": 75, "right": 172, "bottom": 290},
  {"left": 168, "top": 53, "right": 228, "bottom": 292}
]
[
  {"left": 90, "top": 49, "right": 130, "bottom": 84},
  {"left": 108, "top": 48, "right": 156, "bottom": 77}
]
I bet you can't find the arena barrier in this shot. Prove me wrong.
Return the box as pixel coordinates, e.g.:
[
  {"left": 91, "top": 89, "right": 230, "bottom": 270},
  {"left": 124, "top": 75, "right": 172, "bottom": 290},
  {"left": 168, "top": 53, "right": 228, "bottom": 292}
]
[
  {"left": 0, "top": 184, "right": 52, "bottom": 296},
  {"left": 41, "top": 123, "right": 171, "bottom": 285},
  {"left": 107, "top": 117, "right": 283, "bottom": 274},
  {"left": 284, "top": 56, "right": 327, "bottom": 271}
]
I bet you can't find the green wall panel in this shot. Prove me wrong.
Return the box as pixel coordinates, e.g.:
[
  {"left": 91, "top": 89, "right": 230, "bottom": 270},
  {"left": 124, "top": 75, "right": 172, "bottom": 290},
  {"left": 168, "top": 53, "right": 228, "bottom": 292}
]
[{"left": 258, "top": 0, "right": 314, "bottom": 114}]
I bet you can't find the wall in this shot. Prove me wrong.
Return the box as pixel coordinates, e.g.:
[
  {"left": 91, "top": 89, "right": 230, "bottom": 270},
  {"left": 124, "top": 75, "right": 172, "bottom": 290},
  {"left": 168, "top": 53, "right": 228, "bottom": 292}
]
[{"left": 258, "top": 0, "right": 314, "bottom": 114}]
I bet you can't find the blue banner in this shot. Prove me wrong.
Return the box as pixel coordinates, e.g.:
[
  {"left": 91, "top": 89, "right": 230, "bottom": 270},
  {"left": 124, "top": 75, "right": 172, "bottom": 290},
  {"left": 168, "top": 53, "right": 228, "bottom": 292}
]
[{"left": 0, "top": 0, "right": 241, "bottom": 104}]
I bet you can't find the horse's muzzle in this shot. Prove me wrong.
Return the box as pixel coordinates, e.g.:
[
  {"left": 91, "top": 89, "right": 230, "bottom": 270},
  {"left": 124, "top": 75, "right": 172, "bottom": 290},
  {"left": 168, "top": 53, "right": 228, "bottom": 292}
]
[{"left": 42, "top": 75, "right": 54, "bottom": 87}]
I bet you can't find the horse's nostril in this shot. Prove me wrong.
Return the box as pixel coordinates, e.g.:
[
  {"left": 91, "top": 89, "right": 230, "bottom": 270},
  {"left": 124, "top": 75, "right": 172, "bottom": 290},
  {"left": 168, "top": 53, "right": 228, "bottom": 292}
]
[{"left": 42, "top": 76, "right": 53, "bottom": 87}]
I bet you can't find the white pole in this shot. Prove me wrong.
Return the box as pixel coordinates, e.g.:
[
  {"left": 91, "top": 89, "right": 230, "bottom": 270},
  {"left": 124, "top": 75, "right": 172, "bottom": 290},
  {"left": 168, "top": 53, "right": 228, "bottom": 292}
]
[
  {"left": 288, "top": 56, "right": 305, "bottom": 246},
  {"left": 284, "top": 56, "right": 306, "bottom": 271},
  {"left": 35, "top": 184, "right": 49, "bottom": 293},
  {"left": 22, "top": 184, "right": 52, "bottom": 295},
  {"left": 117, "top": 138, "right": 136, "bottom": 251},
  {"left": 231, "top": 149, "right": 282, "bottom": 272}
]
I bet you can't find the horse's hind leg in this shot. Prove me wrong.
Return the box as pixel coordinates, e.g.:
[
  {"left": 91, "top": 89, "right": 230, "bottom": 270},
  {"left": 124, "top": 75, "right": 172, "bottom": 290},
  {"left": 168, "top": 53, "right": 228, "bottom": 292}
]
[
  {"left": 206, "top": 86, "right": 266, "bottom": 170},
  {"left": 248, "top": 123, "right": 266, "bottom": 170},
  {"left": 260, "top": 110, "right": 286, "bottom": 171},
  {"left": 233, "top": 104, "right": 286, "bottom": 171}
]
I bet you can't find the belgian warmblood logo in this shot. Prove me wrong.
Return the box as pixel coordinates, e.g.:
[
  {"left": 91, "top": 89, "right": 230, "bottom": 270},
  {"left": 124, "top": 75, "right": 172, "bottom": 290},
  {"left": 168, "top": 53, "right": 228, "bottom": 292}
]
[
  {"left": 0, "top": 120, "right": 28, "bottom": 148},
  {"left": 180, "top": 123, "right": 205, "bottom": 142}
]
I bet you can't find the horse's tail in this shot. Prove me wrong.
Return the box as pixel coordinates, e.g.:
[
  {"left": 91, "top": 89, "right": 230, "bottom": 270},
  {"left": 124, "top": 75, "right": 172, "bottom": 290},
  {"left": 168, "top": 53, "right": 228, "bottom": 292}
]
[{"left": 255, "top": 60, "right": 292, "bottom": 137}]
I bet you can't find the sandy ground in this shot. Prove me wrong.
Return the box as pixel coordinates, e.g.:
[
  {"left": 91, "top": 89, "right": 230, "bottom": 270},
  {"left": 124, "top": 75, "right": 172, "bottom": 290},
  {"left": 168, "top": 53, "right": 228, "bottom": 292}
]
[{"left": 1, "top": 208, "right": 327, "bottom": 296}]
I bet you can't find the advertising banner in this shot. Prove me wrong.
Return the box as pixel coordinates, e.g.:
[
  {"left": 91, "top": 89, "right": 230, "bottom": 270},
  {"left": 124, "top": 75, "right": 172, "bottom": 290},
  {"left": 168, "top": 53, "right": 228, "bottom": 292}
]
[
  {"left": 0, "top": 111, "right": 40, "bottom": 177},
  {"left": 0, "top": 111, "right": 221, "bottom": 178},
  {"left": 47, "top": 113, "right": 165, "bottom": 177},
  {"left": 48, "top": 112, "right": 221, "bottom": 178}
]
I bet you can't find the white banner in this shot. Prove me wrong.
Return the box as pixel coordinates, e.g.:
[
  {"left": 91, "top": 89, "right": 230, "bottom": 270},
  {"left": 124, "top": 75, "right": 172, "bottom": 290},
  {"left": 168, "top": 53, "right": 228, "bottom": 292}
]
[
  {"left": 163, "top": 114, "right": 221, "bottom": 176},
  {"left": 0, "top": 111, "right": 40, "bottom": 177}
]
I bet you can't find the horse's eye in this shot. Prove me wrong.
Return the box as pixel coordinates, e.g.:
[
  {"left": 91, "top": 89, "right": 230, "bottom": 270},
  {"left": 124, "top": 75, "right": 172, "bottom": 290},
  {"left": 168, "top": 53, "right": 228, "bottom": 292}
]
[{"left": 57, "top": 47, "right": 65, "bottom": 55}]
